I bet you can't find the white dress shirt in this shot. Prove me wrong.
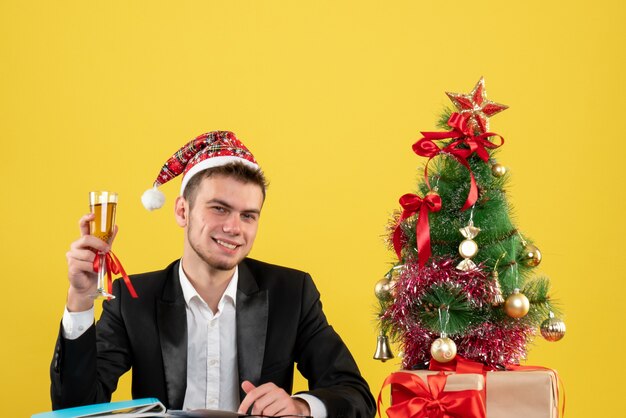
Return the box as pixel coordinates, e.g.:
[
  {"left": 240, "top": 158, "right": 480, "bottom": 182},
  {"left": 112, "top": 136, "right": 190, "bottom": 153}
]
[
  {"left": 178, "top": 265, "right": 325, "bottom": 416},
  {"left": 178, "top": 262, "right": 240, "bottom": 411}
]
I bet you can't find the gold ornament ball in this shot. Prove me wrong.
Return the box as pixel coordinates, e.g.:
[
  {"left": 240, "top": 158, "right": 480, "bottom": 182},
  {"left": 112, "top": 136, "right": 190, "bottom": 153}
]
[
  {"left": 430, "top": 337, "right": 457, "bottom": 363},
  {"left": 491, "top": 163, "right": 507, "bottom": 177},
  {"left": 504, "top": 290, "right": 530, "bottom": 318},
  {"left": 522, "top": 244, "right": 542, "bottom": 267},
  {"left": 459, "top": 239, "right": 478, "bottom": 258},
  {"left": 540, "top": 317, "right": 566, "bottom": 342},
  {"left": 374, "top": 279, "right": 392, "bottom": 300}
]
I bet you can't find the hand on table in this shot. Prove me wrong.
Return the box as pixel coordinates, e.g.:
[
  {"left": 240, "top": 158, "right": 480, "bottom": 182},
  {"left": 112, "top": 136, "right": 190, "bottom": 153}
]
[{"left": 238, "top": 381, "right": 310, "bottom": 417}]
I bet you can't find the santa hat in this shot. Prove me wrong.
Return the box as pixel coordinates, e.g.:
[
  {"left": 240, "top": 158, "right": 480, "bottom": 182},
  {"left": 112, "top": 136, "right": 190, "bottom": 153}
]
[{"left": 141, "top": 131, "right": 259, "bottom": 210}]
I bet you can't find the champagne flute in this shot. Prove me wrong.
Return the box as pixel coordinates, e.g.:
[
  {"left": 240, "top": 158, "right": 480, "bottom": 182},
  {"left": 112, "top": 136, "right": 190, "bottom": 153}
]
[{"left": 89, "top": 191, "right": 118, "bottom": 299}]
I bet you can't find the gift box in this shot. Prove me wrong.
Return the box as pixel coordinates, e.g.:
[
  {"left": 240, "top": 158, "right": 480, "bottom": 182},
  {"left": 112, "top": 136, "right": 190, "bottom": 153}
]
[
  {"left": 486, "top": 370, "right": 559, "bottom": 418},
  {"left": 386, "top": 370, "right": 486, "bottom": 418},
  {"left": 381, "top": 368, "right": 560, "bottom": 418}
]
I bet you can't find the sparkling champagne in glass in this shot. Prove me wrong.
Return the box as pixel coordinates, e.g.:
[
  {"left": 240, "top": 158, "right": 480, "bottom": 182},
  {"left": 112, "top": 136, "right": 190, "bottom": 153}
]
[{"left": 89, "top": 191, "right": 118, "bottom": 299}]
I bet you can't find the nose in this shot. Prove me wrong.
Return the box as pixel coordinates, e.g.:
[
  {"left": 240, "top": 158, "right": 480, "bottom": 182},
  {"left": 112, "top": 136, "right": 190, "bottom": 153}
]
[{"left": 222, "top": 213, "right": 242, "bottom": 235}]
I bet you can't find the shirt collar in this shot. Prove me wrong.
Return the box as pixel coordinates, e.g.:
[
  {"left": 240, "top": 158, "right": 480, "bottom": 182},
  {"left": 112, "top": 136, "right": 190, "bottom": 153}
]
[{"left": 178, "top": 260, "right": 238, "bottom": 309}]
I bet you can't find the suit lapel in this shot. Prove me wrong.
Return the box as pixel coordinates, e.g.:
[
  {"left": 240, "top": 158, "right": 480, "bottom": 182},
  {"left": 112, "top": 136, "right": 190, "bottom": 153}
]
[
  {"left": 157, "top": 261, "right": 187, "bottom": 409},
  {"left": 236, "top": 261, "right": 268, "bottom": 388}
]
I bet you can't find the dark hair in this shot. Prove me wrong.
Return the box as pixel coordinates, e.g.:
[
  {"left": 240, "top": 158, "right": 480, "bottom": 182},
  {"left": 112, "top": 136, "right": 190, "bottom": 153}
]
[{"left": 183, "top": 161, "right": 268, "bottom": 207}]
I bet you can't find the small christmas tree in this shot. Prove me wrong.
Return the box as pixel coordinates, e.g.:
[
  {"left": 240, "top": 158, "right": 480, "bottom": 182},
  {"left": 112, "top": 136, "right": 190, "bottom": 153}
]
[{"left": 374, "top": 78, "right": 566, "bottom": 369}]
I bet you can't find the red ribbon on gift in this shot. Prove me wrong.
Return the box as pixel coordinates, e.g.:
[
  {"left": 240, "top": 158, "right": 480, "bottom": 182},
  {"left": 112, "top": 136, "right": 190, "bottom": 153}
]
[
  {"left": 412, "top": 113, "right": 504, "bottom": 211},
  {"left": 392, "top": 192, "right": 442, "bottom": 267},
  {"left": 93, "top": 251, "right": 138, "bottom": 298},
  {"left": 430, "top": 355, "right": 495, "bottom": 374},
  {"left": 378, "top": 371, "right": 485, "bottom": 418}
]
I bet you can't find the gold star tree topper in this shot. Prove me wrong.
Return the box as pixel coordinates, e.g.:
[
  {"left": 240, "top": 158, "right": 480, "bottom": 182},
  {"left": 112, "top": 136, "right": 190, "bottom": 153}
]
[{"left": 446, "top": 77, "right": 508, "bottom": 134}]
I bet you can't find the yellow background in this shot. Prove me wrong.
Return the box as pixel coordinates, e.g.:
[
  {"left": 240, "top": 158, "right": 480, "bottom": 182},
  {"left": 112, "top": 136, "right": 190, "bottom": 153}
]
[{"left": 1, "top": 1, "right": 624, "bottom": 416}]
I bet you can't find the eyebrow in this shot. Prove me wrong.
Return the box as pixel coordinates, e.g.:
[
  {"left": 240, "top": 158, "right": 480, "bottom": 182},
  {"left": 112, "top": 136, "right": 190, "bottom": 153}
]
[{"left": 207, "top": 198, "right": 261, "bottom": 214}]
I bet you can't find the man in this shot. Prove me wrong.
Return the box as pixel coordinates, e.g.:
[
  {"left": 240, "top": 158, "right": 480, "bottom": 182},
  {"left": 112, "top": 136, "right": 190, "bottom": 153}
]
[{"left": 51, "top": 131, "right": 376, "bottom": 418}]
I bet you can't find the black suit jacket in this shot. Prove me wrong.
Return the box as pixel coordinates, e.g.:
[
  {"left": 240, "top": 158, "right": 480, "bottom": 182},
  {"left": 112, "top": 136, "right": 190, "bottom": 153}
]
[{"left": 50, "top": 258, "right": 375, "bottom": 417}]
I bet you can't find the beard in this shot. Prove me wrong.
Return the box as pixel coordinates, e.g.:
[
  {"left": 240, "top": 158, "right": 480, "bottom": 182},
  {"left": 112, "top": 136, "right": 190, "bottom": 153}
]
[
  {"left": 190, "top": 241, "right": 239, "bottom": 271},
  {"left": 187, "top": 217, "right": 248, "bottom": 271}
]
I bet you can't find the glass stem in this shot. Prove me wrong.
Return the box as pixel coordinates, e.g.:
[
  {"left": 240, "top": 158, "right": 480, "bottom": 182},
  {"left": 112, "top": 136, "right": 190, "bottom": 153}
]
[{"left": 97, "top": 252, "right": 106, "bottom": 292}]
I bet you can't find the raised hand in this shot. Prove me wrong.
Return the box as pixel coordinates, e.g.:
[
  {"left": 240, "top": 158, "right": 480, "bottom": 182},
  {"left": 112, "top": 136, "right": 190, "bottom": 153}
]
[{"left": 65, "top": 213, "right": 117, "bottom": 312}]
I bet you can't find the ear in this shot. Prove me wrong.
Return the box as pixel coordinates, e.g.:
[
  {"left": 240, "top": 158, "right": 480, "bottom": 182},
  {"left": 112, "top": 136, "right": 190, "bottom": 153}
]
[{"left": 174, "top": 196, "right": 188, "bottom": 227}]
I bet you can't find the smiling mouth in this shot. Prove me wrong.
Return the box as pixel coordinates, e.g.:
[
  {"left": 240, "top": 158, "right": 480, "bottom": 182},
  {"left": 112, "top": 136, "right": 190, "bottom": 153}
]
[{"left": 215, "top": 239, "right": 239, "bottom": 250}]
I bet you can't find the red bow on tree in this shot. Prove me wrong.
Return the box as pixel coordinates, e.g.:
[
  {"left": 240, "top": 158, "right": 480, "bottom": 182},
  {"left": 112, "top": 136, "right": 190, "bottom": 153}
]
[
  {"left": 412, "top": 113, "right": 504, "bottom": 211},
  {"left": 392, "top": 192, "right": 442, "bottom": 268}
]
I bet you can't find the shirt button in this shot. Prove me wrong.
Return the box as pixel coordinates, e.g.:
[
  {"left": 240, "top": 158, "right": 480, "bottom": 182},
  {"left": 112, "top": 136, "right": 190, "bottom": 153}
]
[
  {"left": 78, "top": 325, "right": 84, "bottom": 331},
  {"left": 209, "top": 359, "right": 218, "bottom": 366}
]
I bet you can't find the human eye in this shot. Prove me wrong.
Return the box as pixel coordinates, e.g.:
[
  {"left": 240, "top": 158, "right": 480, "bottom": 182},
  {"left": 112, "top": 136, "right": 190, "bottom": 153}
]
[
  {"left": 241, "top": 213, "right": 258, "bottom": 222},
  {"left": 209, "top": 205, "right": 227, "bottom": 214}
]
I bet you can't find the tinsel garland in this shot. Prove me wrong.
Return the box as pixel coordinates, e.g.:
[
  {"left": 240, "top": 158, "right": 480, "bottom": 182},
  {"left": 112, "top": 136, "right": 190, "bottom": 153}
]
[
  {"left": 392, "top": 258, "right": 494, "bottom": 307},
  {"left": 459, "top": 321, "right": 535, "bottom": 367},
  {"left": 383, "top": 257, "right": 534, "bottom": 369}
]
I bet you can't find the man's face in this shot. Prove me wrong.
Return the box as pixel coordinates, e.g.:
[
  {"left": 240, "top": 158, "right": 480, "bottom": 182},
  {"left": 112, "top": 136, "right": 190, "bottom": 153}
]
[{"left": 180, "top": 174, "right": 264, "bottom": 272}]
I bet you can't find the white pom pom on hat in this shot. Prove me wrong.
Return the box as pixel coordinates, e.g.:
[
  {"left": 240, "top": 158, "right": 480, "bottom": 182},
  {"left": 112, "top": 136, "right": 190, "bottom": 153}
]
[
  {"left": 141, "top": 186, "right": 166, "bottom": 211},
  {"left": 142, "top": 131, "right": 258, "bottom": 210}
]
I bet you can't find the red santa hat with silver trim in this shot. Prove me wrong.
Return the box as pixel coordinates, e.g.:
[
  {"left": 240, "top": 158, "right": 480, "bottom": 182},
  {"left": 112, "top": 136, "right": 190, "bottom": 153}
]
[{"left": 141, "top": 131, "right": 259, "bottom": 210}]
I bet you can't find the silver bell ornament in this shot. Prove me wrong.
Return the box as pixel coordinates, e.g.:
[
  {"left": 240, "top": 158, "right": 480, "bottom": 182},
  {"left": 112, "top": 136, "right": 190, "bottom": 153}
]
[{"left": 373, "top": 332, "right": 394, "bottom": 362}]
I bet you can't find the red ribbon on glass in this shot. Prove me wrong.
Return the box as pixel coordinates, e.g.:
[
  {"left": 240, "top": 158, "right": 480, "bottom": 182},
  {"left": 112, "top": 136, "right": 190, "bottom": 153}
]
[
  {"left": 392, "top": 192, "right": 442, "bottom": 268},
  {"left": 412, "top": 113, "right": 504, "bottom": 211},
  {"left": 93, "top": 251, "right": 139, "bottom": 299},
  {"left": 377, "top": 371, "right": 486, "bottom": 418}
]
